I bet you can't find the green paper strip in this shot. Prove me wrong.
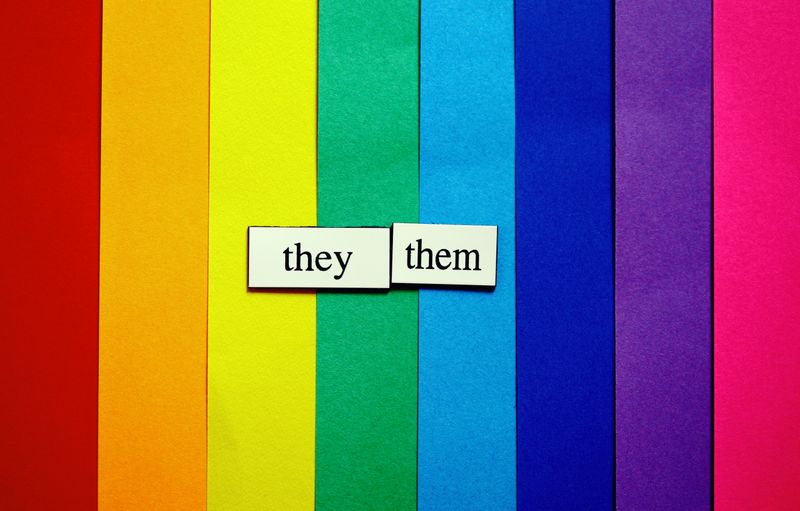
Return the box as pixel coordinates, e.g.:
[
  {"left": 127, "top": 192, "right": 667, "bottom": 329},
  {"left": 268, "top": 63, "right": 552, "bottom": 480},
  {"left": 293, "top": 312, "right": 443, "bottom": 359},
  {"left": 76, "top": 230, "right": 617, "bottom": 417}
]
[{"left": 316, "top": 1, "right": 419, "bottom": 509}]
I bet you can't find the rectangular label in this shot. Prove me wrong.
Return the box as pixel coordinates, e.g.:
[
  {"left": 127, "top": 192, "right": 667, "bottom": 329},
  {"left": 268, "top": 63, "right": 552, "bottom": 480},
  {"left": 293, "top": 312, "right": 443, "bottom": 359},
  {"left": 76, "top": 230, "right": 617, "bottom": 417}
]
[
  {"left": 391, "top": 223, "right": 497, "bottom": 287},
  {"left": 248, "top": 227, "right": 390, "bottom": 289}
]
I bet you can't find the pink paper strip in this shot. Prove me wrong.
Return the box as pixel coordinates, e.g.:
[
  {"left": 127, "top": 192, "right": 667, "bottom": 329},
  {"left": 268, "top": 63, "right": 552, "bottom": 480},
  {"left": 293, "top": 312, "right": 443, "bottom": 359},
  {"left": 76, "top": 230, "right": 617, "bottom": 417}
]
[{"left": 715, "top": 2, "right": 800, "bottom": 509}]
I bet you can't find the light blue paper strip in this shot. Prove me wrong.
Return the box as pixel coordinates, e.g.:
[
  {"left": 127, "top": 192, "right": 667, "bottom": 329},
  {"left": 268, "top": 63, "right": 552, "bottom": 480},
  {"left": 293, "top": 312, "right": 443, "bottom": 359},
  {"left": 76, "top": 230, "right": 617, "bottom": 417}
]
[{"left": 419, "top": 1, "right": 516, "bottom": 509}]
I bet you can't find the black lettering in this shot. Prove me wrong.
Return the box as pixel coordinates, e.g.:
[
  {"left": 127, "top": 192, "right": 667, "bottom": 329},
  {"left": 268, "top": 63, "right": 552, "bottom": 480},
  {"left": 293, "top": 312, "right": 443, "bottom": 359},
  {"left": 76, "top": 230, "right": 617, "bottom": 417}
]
[
  {"left": 333, "top": 251, "right": 352, "bottom": 280},
  {"left": 453, "top": 249, "right": 480, "bottom": 271},
  {"left": 406, "top": 243, "right": 415, "bottom": 269},
  {"left": 435, "top": 248, "right": 451, "bottom": 269},
  {"left": 316, "top": 251, "right": 332, "bottom": 271},
  {"left": 294, "top": 242, "right": 313, "bottom": 271},
  {"left": 415, "top": 239, "right": 434, "bottom": 270},
  {"left": 283, "top": 247, "right": 293, "bottom": 271}
]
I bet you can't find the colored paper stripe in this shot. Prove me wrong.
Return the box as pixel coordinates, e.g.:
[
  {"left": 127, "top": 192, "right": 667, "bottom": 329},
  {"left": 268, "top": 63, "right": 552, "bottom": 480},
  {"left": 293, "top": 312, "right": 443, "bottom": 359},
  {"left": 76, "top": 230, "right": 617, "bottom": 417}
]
[
  {"left": 615, "top": 2, "right": 712, "bottom": 509},
  {"left": 0, "top": 2, "right": 100, "bottom": 508},
  {"left": 208, "top": 1, "right": 317, "bottom": 509},
  {"left": 418, "top": 0, "right": 515, "bottom": 508},
  {"left": 316, "top": 1, "right": 418, "bottom": 508},
  {"left": 515, "top": 1, "right": 614, "bottom": 508},
  {"left": 715, "top": 2, "right": 800, "bottom": 509},
  {"left": 98, "top": 2, "right": 208, "bottom": 508}
]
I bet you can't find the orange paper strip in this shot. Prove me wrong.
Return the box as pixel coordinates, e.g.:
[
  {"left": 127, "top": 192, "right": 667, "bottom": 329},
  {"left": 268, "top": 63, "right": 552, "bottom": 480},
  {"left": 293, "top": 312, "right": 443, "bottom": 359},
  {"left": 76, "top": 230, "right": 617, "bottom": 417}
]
[{"left": 99, "top": 1, "right": 209, "bottom": 509}]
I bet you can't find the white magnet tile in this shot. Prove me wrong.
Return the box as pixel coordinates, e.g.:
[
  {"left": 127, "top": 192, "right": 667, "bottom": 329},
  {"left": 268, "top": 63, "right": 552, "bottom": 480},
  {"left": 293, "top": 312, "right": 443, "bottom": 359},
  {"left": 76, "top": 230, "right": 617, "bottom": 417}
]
[
  {"left": 248, "top": 227, "right": 390, "bottom": 289},
  {"left": 391, "top": 223, "right": 497, "bottom": 287}
]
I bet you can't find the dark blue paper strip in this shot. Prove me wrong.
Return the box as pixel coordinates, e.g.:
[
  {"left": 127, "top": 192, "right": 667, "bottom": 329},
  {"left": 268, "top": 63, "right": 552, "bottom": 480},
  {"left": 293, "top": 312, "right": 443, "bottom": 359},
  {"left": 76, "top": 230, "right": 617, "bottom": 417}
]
[{"left": 515, "top": 1, "right": 614, "bottom": 508}]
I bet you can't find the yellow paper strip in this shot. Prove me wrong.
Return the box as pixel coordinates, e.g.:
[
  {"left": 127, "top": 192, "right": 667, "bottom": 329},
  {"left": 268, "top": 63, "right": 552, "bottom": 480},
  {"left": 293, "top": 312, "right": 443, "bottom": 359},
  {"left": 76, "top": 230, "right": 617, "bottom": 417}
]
[
  {"left": 207, "top": 1, "right": 317, "bottom": 509},
  {"left": 99, "top": 1, "right": 209, "bottom": 509}
]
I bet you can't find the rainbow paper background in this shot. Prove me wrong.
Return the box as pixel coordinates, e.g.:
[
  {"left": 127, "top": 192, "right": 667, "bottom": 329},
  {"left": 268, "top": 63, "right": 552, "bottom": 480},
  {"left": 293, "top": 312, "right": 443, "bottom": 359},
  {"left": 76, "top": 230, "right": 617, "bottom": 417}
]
[{"left": 1, "top": 1, "right": 798, "bottom": 510}]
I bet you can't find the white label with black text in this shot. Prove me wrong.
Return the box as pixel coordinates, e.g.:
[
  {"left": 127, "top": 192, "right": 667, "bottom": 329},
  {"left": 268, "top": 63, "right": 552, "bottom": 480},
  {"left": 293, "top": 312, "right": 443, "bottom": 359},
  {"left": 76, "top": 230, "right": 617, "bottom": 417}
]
[
  {"left": 248, "top": 227, "right": 390, "bottom": 289},
  {"left": 391, "top": 223, "right": 497, "bottom": 287}
]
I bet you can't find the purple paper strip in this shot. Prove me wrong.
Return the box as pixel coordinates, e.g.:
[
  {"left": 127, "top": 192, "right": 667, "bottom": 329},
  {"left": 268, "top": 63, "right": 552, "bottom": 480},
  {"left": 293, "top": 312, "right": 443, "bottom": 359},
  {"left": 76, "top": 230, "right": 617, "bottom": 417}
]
[{"left": 615, "top": 1, "right": 712, "bottom": 510}]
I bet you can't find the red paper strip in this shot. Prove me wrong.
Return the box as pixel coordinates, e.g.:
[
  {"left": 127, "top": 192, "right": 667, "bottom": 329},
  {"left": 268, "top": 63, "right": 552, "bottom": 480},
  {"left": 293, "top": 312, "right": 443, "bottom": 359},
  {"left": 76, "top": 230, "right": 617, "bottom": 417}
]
[
  {"left": 715, "top": 1, "right": 800, "bottom": 509},
  {"left": 0, "top": 2, "right": 100, "bottom": 508}
]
